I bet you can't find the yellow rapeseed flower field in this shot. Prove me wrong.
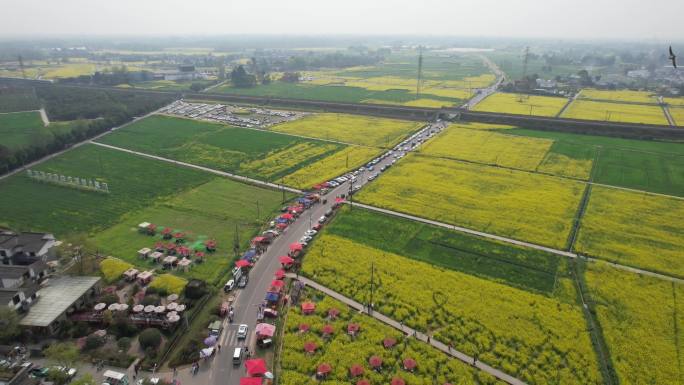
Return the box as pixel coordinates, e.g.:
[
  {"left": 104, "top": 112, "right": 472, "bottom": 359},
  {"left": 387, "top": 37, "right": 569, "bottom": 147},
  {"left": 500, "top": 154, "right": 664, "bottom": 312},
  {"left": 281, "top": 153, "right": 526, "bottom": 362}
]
[
  {"left": 356, "top": 154, "right": 584, "bottom": 248},
  {"left": 561, "top": 99, "right": 669, "bottom": 125},
  {"left": 401, "top": 98, "right": 453, "bottom": 108},
  {"left": 239, "top": 142, "right": 339, "bottom": 179},
  {"left": 585, "top": 261, "right": 683, "bottom": 384},
  {"left": 665, "top": 97, "right": 684, "bottom": 107},
  {"left": 669, "top": 107, "right": 684, "bottom": 126},
  {"left": 473, "top": 92, "right": 569, "bottom": 117},
  {"left": 282, "top": 146, "right": 382, "bottom": 188},
  {"left": 43, "top": 63, "right": 98, "bottom": 78},
  {"left": 537, "top": 152, "right": 594, "bottom": 180},
  {"left": 578, "top": 88, "right": 658, "bottom": 103},
  {"left": 576, "top": 186, "right": 684, "bottom": 276},
  {"left": 419, "top": 125, "right": 553, "bottom": 171},
  {"left": 271, "top": 113, "right": 422, "bottom": 147},
  {"left": 302, "top": 235, "right": 602, "bottom": 384}
]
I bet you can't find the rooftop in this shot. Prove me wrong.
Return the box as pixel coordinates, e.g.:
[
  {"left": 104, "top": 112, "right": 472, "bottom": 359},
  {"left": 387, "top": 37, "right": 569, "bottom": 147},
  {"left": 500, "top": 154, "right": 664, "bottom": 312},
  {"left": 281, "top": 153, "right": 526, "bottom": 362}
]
[
  {"left": 0, "top": 231, "right": 55, "bottom": 254},
  {"left": 19, "top": 276, "right": 100, "bottom": 328}
]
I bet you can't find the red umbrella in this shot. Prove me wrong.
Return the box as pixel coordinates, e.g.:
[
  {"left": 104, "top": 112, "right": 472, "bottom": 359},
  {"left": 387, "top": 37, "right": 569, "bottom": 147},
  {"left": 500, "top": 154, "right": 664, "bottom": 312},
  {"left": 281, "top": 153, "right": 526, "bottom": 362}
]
[
  {"left": 154, "top": 242, "right": 164, "bottom": 251},
  {"left": 335, "top": 197, "right": 344, "bottom": 203},
  {"left": 383, "top": 338, "right": 397, "bottom": 348},
  {"left": 356, "top": 380, "right": 370, "bottom": 385},
  {"left": 328, "top": 308, "right": 340, "bottom": 319},
  {"left": 235, "top": 260, "right": 250, "bottom": 268},
  {"left": 289, "top": 243, "right": 303, "bottom": 252},
  {"left": 298, "top": 323, "right": 310, "bottom": 333},
  {"left": 279, "top": 255, "right": 294, "bottom": 265},
  {"left": 321, "top": 324, "right": 334, "bottom": 335},
  {"left": 271, "top": 280, "right": 284, "bottom": 288},
  {"left": 303, "top": 341, "right": 317, "bottom": 353},
  {"left": 173, "top": 232, "right": 185, "bottom": 239},
  {"left": 165, "top": 242, "right": 176, "bottom": 251},
  {"left": 274, "top": 269, "right": 286, "bottom": 279},
  {"left": 301, "top": 302, "right": 315, "bottom": 314},
  {"left": 403, "top": 358, "right": 417, "bottom": 371},
  {"left": 317, "top": 363, "right": 332, "bottom": 375},
  {"left": 368, "top": 356, "right": 382, "bottom": 368},
  {"left": 391, "top": 377, "right": 405, "bottom": 385},
  {"left": 195, "top": 251, "right": 205, "bottom": 258},
  {"left": 239, "top": 378, "right": 261, "bottom": 385},
  {"left": 347, "top": 323, "right": 360, "bottom": 334},
  {"left": 349, "top": 364, "right": 364, "bottom": 377},
  {"left": 162, "top": 227, "right": 173, "bottom": 235},
  {"left": 244, "top": 359, "right": 267, "bottom": 376}
]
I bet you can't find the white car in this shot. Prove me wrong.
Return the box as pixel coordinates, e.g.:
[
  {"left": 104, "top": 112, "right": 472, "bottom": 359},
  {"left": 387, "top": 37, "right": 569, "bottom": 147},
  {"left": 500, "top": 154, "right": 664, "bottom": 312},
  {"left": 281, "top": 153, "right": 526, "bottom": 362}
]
[
  {"left": 237, "top": 324, "right": 249, "bottom": 339},
  {"left": 305, "top": 229, "right": 317, "bottom": 236},
  {"left": 300, "top": 235, "right": 313, "bottom": 243}
]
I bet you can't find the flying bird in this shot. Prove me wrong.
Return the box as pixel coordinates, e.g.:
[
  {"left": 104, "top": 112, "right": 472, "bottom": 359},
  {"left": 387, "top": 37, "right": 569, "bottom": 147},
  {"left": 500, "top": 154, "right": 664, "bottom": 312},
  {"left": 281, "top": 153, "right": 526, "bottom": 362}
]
[{"left": 670, "top": 46, "right": 677, "bottom": 69}]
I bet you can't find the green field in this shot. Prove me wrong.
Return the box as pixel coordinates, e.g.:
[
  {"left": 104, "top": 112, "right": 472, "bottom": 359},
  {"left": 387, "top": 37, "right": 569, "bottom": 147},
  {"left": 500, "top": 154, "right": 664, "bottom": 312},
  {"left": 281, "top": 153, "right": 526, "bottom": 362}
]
[
  {"left": 97, "top": 115, "right": 345, "bottom": 181},
  {"left": 326, "top": 206, "right": 561, "bottom": 294},
  {"left": 0, "top": 111, "right": 48, "bottom": 151},
  {"left": 0, "top": 87, "right": 40, "bottom": 113},
  {"left": 585, "top": 261, "right": 683, "bottom": 384},
  {"left": 0, "top": 144, "right": 215, "bottom": 235},
  {"left": 507, "top": 128, "right": 684, "bottom": 196},
  {"left": 92, "top": 178, "right": 288, "bottom": 283}
]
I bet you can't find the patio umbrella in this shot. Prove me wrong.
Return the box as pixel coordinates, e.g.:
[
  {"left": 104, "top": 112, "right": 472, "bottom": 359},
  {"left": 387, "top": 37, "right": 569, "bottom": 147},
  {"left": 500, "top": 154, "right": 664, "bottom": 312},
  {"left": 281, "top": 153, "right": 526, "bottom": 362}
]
[
  {"left": 93, "top": 329, "right": 107, "bottom": 338},
  {"left": 108, "top": 303, "right": 120, "bottom": 311},
  {"left": 155, "top": 306, "right": 166, "bottom": 314},
  {"left": 347, "top": 323, "right": 360, "bottom": 334},
  {"left": 167, "top": 302, "right": 178, "bottom": 311},
  {"left": 117, "top": 303, "right": 129, "bottom": 312},
  {"left": 298, "top": 324, "right": 310, "bottom": 333},
  {"left": 264, "top": 372, "right": 274, "bottom": 379},
  {"left": 288, "top": 243, "right": 303, "bottom": 252},
  {"left": 403, "top": 358, "right": 417, "bottom": 371},
  {"left": 316, "top": 363, "right": 332, "bottom": 376},
  {"left": 168, "top": 314, "right": 181, "bottom": 323},
  {"left": 167, "top": 294, "right": 179, "bottom": 302},
  {"left": 167, "top": 311, "right": 178, "bottom": 318},
  {"left": 245, "top": 359, "right": 267, "bottom": 376},
  {"left": 274, "top": 269, "right": 285, "bottom": 279},
  {"left": 391, "top": 377, "right": 405, "bottom": 385},
  {"left": 176, "top": 304, "right": 186, "bottom": 312},
  {"left": 383, "top": 338, "right": 397, "bottom": 348},
  {"left": 328, "top": 308, "right": 340, "bottom": 319},
  {"left": 255, "top": 323, "right": 276, "bottom": 338},
  {"left": 301, "top": 302, "right": 315, "bottom": 313},
  {"left": 279, "top": 255, "right": 294, "bottom": 265},
  {"left": 144, "top": 305, "right": 156, "bottom": 313},
  {"left": 200, "top": 347, "right": 214, "bottom": 358},
  {"left": 349, "top": 364, "right": 364, "bottom": 377},
  {"left": 132, "top": 304, "right": 144, "bottom": 313},
  {"left": 270, "top": 280, "right": 284, "bottom": 289},
  {"left": 94, "top": 303, "right": 106, "bottom": 311},
  {"left": 204, "top": 335, "right": 218, "bottom": 346},
  {"left": 321, "top": 324, "right": 334, "bottom": 335},
  {"left": 303, "top": 341, "right": 317, "bottom": 353},
  {"left": 369, "top": 356, "right": 382, "bottom": 368}
]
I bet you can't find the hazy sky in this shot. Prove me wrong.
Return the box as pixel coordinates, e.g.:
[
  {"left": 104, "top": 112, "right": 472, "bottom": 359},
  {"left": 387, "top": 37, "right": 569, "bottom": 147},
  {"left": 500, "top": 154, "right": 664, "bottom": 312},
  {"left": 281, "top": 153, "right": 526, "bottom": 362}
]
[{"left": 1, "top": 0, "right": 683, "bottom": 41}]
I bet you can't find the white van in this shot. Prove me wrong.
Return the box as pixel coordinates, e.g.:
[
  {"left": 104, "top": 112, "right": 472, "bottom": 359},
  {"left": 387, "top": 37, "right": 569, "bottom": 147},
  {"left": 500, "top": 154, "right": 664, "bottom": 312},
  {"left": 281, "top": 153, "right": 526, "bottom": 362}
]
[
  {"left": 224, "top": 279, "right": 235, "bottom": 292},
  {"left": 232, "top": 348, "right": 243, "bottom": 365}
]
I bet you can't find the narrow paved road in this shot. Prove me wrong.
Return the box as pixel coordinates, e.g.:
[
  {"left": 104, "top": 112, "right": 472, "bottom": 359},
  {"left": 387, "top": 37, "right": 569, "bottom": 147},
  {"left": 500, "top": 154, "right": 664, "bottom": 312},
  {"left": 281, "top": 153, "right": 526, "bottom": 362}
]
[
  {"left": 463, "top": 55, "right": 505, "bottom": 110},
  {"left": 91, "top": 141, "right": 302, "bottom": 194},
  {"left": 288, "top": 274, "right": 527, "bottom": 385}
]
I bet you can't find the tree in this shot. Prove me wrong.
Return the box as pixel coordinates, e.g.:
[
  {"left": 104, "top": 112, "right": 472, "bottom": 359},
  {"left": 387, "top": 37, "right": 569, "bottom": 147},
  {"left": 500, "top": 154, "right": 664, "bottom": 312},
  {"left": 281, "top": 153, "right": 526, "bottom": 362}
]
[
  {"left": 0, "top": 307, "right": 20, "bottom": 343},
  {"left": 70, "top": 374, "right": 96, "bottom": 385},
  {"left": 262, "top": 73, "right": 272, "bottom": 85},
  {"left": 44, "top": 342, "right": 79, "bottom": 369},
  {"left": 84, "top": 335, "right": 104, "bottom": 350},
  {"left": 280, "top": 72, "right": 301, "bottom": 83},
  {"left": 139, "top": 328, "right": 162, "bottom": 349},
  {"left": 230, "top": 65, "right": 256, "bottom": 88}
]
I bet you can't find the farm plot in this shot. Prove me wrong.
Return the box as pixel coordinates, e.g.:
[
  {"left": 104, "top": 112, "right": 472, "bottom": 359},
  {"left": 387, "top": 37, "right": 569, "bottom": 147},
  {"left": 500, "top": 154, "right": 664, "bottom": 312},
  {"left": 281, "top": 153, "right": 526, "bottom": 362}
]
[
  {"left": 0, "top": 87, "right": 40, "bottom": 112},
  {"left": 96, "top": 115, "right": 350, "bottom": 182},
  {"left": 670, "top": 107, "right": 684, "bottom": 126},
  {"left": 302, "top": 235, "right": 601, "bottom": 385},
  {"left": 578, "top": 89, "right": 657, "bottom": 103},
  {"left": 92, "top": 178, "right": 288, "bottom": 283},
  {"left": 0, "top": 144, "right": 214, "bottom": 236},
  {"left": 585, "top": 261, "right": 683, "bottom": 384},
  {"left": 0, "top": 111, "right": 49, "bottom": 151},
  {"left": 326, "top": 206, "right": 561, "bottom": 294},
  {"left": 472, "top": 92, "right": 568, "bottom": 117},
  {"left": 356, "top": 155, "right": 584, "bottom": 248},
  {"left": 280, "top": 294, "right": 500, "bottom": 385},
  {"left": 576, "top": 186, "right": 684, "bottom": 277},
  {"left": 665, "top": 97, "right": 684, "bottom": 107},
  {"left": 270, "top": 113, "right": 422, "bottom": 147},
  {"left": 561, "top": 99, "right": 668, "bottom": 125},
  {"left": 418, "top": 124, "right": 553, "bottom": 171}
]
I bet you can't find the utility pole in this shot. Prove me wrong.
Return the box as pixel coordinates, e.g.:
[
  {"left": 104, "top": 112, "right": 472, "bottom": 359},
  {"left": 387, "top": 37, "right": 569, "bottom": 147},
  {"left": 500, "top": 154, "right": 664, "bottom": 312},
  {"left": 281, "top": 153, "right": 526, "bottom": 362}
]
[
  {"left": 18, "top": 56, "right": 26, "bottom": 79},
  {"left": 348, "top": 178, "right": 354, "bottom": 211},
  {"left": 256, "top": 200, "right": 260, "bottom": 220},
  {"left": 346, "top": 153, "right": 349, "bottom": 169},
  {"left": 369, "top": 262, "right": 374, "bottom": 315},
  {"left": 416, "top": 46, "right": 424, "bottom": 99},
  {"left": 233, "top": 224, "right": 240, "bottom": 258}
]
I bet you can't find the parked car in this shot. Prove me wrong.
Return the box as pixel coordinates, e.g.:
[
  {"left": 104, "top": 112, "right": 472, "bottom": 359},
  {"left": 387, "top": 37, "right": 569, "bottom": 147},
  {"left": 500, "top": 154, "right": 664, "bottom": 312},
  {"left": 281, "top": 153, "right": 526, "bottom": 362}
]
[
  {"left": 300, "top": 235, "right": 313, "bottom": 243},
  {"left": 318, "top": 216, "right": 327, "bottom": 224},
  {"left": 29, "top": 367, "right": 49, "bottom": 378},
  {"left": 54, "top": 366, "right": 77, "bottom": 380},
  {"left": 237, "top": 324, "right": 249, "bottom": 339},
  {"left": 368, "top": 175, "right": 377, "bottom": 181},
  {"left": 313, "top": 223, "right": 323, "bottom": 231},
  {"left": 224, "top": 279, "right": 235, "bottom": 292},
  {"left": 305, "top": 229, "right": 317, "bottom": 236},
  {"left": 237, "top": 275, "right": 249, "bottom": 288}
]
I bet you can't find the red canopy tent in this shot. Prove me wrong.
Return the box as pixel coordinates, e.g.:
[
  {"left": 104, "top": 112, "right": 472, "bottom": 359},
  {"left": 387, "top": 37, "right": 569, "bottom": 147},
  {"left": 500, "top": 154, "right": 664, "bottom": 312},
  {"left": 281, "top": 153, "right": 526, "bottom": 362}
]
[
  {"left": 383, "top": 338, "right": 397, "bottom": 348},
  {"left": 154, "top": 242, "right": 164, "bottom": 251},
  {"left": 205, "top": 239, "right": 217, "bottom": 251},
  {"left": 349, "top": 364, "right": 364, "bottom": 377},
  {"left": 347, "top": 323, "right": 360, "bottom": 335},
  {"left": 251, "top": 236, "right": 267, "bottom": 245},
  {"left": 317, "top": 363, "right": 332, "bottom": 375},
  {"left": 177, "top": 246, "right": 191, "bottom": 257},
  {"left": 255, "top": 323, "right": 276, "bottom": 338},
  {"left": 289, "top": 243, "right": 303, "bottom": 252},
  {"left": 301, "top": 302, "right": 315, "bottom": 314},
  {"left": 356, "top": 380, "right": 370, "bottom": 385},
  {"left": 245, "top": 359, "right": 267, "bottom": 376},
  {"left": 298, "top": 323, "right": 310, "bottom": 333},
  {"left": 369, "top": 356, "right": 382, "bottom": 368},
  {"left": 391, "top": 377, "right": 405, "bottom": 385},
  {"left": 173, "top": 232, "right": 185, "bottom": 240},
  {"left": 239, "top": 378, "right": 262, "bottom": 385},
  {"left": 321, "top": 324, "right": 334, "bottom": 335},
  {"left": 403, "top": 358, "right": 417, "bottom": 371},
  {"left": 334, "top": 197, "right": 344, "bottom": 204},
  {"left": 279, "top": 255, "right": 294, "bottom": 265},
  {"left": 235, "top": 260, "right": 250, "bottom": 268},
  {"left": 270, "top": 280, "right": 284, "bottom": 289},
  {"left": 280, "top": 213, "right": 294, "bottom": 220},
  {"left": 165, "top": 243, "right": 176, "bottom": 251},
  {"left": 195, "top": 251, "right": 205, "bottom": 259},
  {"left": 328, "top": 308, "right": 340, "bottom": 319},
  {"left": 303, "top": 341, "right": 317, "bottom": 353},
  {"left": 274, "top": 269, "right": 286, "bottom": 280},
  {"left": 276, "top": 222, "right": 288, "bottom": 229}
]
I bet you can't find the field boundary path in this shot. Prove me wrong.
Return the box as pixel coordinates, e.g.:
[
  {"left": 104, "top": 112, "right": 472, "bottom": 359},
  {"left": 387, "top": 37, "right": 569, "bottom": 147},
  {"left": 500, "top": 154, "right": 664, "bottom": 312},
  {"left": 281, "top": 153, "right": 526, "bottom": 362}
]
[
  {"left": 556, "top": 92, "right": 579, "bottom": 118},
  {"left": 287, "top": 273, "right": 527, "bottom": 385},
  {"left": 90, "top": 141, "right": 303, "bottom": 194},
  {"left": 39, "top": 108, "right": 49, "bottom": 126},
  {"left": 348, "top": 201, "right": 684, "bottom": 284},
  {"left": 660, "top": 96, "right": 676, "bottom": 126}
]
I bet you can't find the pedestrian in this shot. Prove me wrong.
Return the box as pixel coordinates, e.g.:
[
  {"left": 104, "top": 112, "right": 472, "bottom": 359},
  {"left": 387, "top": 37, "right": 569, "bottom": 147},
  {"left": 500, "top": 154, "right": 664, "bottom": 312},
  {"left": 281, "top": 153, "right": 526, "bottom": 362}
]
[
  {"left": 217, "top": 344, "right": 221, "bottom": 353},
  {"left": 173, "top": 367, "right": 178, "bottom": 378},
  {"left": 400, "top": 321, "right": 404, "bottom": 331},
  {"left": 427, "top": 335, "right": 431, "bottom": 344},
  {"left": 448, "top": 342, "right": 453, "bottom": 353}
]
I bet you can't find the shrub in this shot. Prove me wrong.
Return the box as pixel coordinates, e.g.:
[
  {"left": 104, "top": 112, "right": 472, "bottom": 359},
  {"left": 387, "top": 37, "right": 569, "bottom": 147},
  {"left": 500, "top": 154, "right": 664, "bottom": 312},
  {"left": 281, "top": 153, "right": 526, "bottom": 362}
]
[
  {"left": 139, "top": 328, "right": 162, "bottom": 350},
  {"left": 184, "top": 279, "right": 207, "bottom": 300},
  {"left": 149, "top": 274, "right": 187, "bottom": 295},
  {"left": 100, "top": 258, "right": 133, "bottom": 283},
  {"left": 99, "top": 293, "right": 119, "bottom": 305},
  {"left": 141, "top": 295, "right": 160, "bottom": 306},
  {"left": 117, "top": 337, "right": 132, "bottom": 351},
  {"left": 84, "top": 335, "right": 104, "bottom": 350}
]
